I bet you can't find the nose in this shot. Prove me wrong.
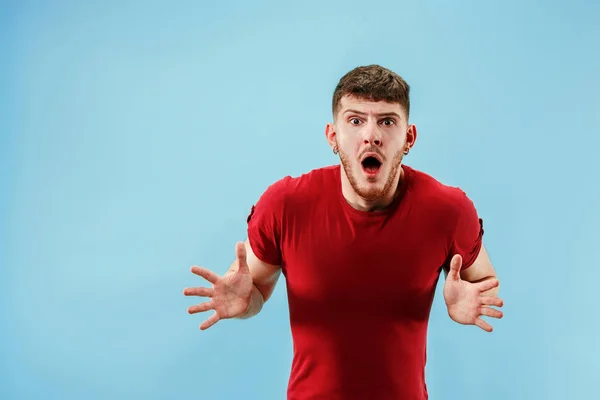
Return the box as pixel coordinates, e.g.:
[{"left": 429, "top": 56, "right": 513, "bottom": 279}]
[
  {"left": 364, "top": 137, "right": 382, "bottom": 146},
  {"left": 363, "top": 121, "right": 382, "bottom": 146}
]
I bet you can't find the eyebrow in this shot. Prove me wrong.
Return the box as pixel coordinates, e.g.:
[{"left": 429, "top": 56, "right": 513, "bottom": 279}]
[{"left": 343, "top": 109, "right": 402, "bottom": 120}]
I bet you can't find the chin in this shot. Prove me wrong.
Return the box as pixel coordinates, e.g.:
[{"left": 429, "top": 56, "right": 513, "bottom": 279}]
[
  {"left": 357, "top": 187, "right": 386, "bottom": 201},
  {"left": 355, "top": 177, "right": 386, "bottom": 199}
]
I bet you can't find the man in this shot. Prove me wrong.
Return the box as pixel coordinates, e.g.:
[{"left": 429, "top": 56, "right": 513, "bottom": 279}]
[{"left": 183, "top": 65, "right": 504, "bottom": 400}]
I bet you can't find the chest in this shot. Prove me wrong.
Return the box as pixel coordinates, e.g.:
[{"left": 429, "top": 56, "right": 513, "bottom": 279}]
[{"left": 280, "top": 202, "right": 450, "bottom": 321}]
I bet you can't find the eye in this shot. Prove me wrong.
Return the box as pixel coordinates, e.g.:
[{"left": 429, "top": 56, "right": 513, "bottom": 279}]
[
  {"left": 349, "top": 118, "right": 361, "bottom": 125},
  {"left": 381, "top": 118, "right": 395, "bottom": 126}
]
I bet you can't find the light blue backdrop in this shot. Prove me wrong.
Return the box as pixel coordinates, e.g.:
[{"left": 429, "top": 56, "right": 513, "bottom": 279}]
[{"left": 2, "top": 1, "right": 599, "bottom": 399}]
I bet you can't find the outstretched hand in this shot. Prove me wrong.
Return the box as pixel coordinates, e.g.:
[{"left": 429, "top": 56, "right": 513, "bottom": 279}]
[
  {"left": 443, "top": 254, "right": 504, "bottom": 332},
  {"left": 183, "top": 242, "right": 254, "bottom": 330}
]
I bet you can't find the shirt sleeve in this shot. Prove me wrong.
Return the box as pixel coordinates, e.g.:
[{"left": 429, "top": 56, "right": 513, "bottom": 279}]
[
  {"left": 449, "top": 190, "right": 484, "bottom": 271},
  {"left": 246, "top": 177, "right": 290, "bottom": 266}
]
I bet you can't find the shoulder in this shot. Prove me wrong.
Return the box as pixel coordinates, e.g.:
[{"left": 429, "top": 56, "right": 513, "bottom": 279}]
[
  {"left": 261, "top": 164, "right": 338, "bottom": 200},
  {"left": 252, "top": 165, "right": 338, "bottom": 209},
  {"left": 284, "top": 164, "right": 338, "bottom": 189},
  {"left": 406, "top": 165, "right": 477, "bottom": 217},
  {"left": 405, "top": 166, "right": 483, "bottom": 249}
]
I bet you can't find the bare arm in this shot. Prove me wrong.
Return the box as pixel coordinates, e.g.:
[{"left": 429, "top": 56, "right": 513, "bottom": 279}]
[
  {"left": 443, "top": 244, "right": 499, "bottom": 296},
  {"left": 442, "top": 242, "right": 504, "bottom": 332},
  {"left": 224, "top": 239, "right": 281, "bottom": 319},
  {"left": 184, "top": 239, "right": 282, "bottom": 329},
  {"left": 459, "top": 244, "right": 499, "bottom": 298}
]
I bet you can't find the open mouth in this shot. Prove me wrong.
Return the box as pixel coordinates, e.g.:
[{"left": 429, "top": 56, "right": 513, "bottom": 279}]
[{"left": 361, "top": 156, "right": 382, "bottom": 174}]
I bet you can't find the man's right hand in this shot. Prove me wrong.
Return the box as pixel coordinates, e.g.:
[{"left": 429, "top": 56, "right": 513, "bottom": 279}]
[{"left": 184, "top": 242, "right": 254, "bottom": 330}]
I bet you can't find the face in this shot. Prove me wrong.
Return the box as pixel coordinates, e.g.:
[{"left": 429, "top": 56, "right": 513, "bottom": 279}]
[{"left": 326, "top": 95, "right": 417, "bottom": 204}]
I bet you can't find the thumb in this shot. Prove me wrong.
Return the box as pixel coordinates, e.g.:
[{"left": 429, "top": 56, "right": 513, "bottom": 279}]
[
  {"left": 235, "top": 241, "right": 249, "bottom": 274},
  {"left": 448, "top": 254, "right": 463, "bottom": 281}
]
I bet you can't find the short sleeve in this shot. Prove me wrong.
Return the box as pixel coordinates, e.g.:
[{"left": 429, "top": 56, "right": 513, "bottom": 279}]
[
  {"left": 246, "top": 177, "right": 289, "bottom": 266},
  {"left": 449, "top": 191, "right": 484, "bottom": 270}
]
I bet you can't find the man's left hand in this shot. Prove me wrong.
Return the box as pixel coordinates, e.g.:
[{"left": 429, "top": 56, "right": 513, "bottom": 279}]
[{"left": 443, "top": 254, "right": 504, "bottom": 332}]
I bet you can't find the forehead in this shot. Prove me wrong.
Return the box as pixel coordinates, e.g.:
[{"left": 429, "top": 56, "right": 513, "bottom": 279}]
[{"left": 338, "top": 95, "right": 406, "bottom": 118}]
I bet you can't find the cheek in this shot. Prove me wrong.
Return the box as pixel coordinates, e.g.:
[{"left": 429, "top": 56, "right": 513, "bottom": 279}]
[
  {"left": 338, "top": 136, "right": 359, "bottom": 153},
  {"left": 337, "top": 130, "right": 363, "bottom": 156}
]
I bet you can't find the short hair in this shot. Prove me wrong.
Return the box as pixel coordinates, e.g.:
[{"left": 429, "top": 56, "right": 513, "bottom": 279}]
[{"left": 332, "top": 65, "right": 410, "bottom": 120}]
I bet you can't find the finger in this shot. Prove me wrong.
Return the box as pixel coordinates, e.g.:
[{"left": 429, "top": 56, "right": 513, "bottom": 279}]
[
  {"left": 183, "top": 287, "right": 214, "bottom": 297},
  {"left": 448, "top": 254, "right": 462, "bottom": 281},
  {"left": 480, "top": 306, "right": 504, "bottom": 319},
  {"left": 188, "top": 301, "right": 214, "bottom": 314},
  {"left": 475, "top": 318, "right": 493, "bottom": 332},
  {"left": 481, "top": 296, "right": 504, "bottom": 308},
  {"left": 200, "top": 312, "right": 220, "bottom": 330},
  {"left": 477, "top": 278, "right": 499, "bottom": 293},
  {"left": 236, "top": 242, "right": 249, "bottom": 274},
  {"left": 191, "top": 266, "right": 220, "bottom": 284}
]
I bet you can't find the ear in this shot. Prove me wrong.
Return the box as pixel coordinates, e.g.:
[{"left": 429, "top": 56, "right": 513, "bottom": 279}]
[
  {"left": 325, "top": 122, "right": 337, "bottom": 150},
  {"left": 406, "top": 124, "right": 417, "bottom": 150}
]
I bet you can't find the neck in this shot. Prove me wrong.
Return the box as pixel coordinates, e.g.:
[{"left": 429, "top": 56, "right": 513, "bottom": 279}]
[{"left": 340, "top": 166, "right": 404, "bottom": 212}]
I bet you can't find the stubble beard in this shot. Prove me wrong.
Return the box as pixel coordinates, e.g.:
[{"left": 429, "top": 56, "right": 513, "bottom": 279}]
[{"left": 339, "top": 148, "right": 404, "bottom": 202}]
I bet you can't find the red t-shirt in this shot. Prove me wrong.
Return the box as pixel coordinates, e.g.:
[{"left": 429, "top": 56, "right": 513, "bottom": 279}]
[{"left": 247, "top": 164, "right": 484, "bottom": 400}]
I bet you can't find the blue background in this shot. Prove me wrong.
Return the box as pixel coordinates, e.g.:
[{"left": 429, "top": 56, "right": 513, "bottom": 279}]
[{"left": 2, "top": 1, "right": 599, "bottom": 399}]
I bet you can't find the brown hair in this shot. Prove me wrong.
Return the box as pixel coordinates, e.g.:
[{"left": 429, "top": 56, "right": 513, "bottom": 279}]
[{"left": 332, "top": 64, "right": 410, "bottom": 120}]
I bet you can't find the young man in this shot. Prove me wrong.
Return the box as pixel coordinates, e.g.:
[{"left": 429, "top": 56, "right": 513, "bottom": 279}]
[{"left": 184, "top": 65, "right": 504, "bottom": 400}]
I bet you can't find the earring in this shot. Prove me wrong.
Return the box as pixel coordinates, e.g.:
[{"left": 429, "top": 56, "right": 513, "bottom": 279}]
[
  {"left": 333, "top": 146, "right": 339, "bottom": 155},
  {"left": 404, "top": 148, "right": 410, "bottom": 155}
]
